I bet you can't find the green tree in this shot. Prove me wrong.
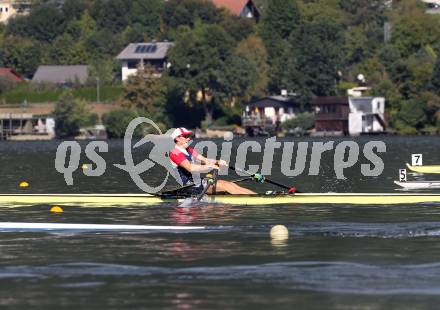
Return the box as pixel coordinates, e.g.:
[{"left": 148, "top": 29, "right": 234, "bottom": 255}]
[
  {"left": 62, "top": 0, "right": 88, "bottom": 21},
  {"left": 390, "top": 1, "right": 440, "bottom": 58},
  {"left": 394, "top": 99, "right": 427, "bottom": 134},
  {"left": 128, "top": 0, "right": 162, "bottom": 37},
  {"left": 91, "top": 0, "right": 129, "bottom": 34},
  {"left": 86, "top": 29, "right": 119, "bottom": 58},
  {"left": 0, "top": 36, "right": 42, "bottom": 77},
  {"left": 259, "top": 0, "right": 300, "bottom": 41},
  {"left": 78, "top": 10, "right": 97, "bottom": 40},
  {"left": 236, "top": 34, "right": 269, "bottom": 98},
  {"left": 44, "top": 33, "right": 90, "bottom": 65},
  {"left": 290, "top": 19, "right": 345, "bottom": 96},
  {"left": 220, "top": 15, "right": 256, "bottom": 42},
  {"left": 162, "top": 0, "right": 221, "bottom": 31},
  {"left": 102, "top": 108, "right": 141, "bottom": 138},
  {"left": 53, "top": 90, "right": 96, "bottom": 137},
  {"left": 121, "top": 66, "right": 169, "bottom": 127},
  {"left": 88, "top": 58, "right": 116, "bottom": 85},
  {"left": 167, "top": 24, "right": 256, "bottom": 125},
  {"left": 431, "top": 45, "right": 440, "bottom": 94},
  {"left": 24, "top": 3, "right": 65, "bottom": 42}
]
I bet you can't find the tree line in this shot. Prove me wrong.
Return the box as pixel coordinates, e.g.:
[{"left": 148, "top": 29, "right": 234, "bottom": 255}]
[{"left": 1, "top": 0, "right": 440, "bottom": 135}]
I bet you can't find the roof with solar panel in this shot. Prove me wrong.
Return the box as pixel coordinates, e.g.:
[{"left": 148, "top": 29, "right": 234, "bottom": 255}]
[{"left": 116, "top": 42, "right": 174, "bottom": 60}]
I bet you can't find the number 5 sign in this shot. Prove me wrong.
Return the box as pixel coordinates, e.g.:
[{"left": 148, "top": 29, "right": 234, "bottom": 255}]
[{"left": 399, "top": 169, "right": 407, "bottom": 182}]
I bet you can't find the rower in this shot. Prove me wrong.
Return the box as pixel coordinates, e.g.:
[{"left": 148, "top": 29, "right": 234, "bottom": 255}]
[{"left": 169, "top": 127, "right": 256, "bottom": 195}]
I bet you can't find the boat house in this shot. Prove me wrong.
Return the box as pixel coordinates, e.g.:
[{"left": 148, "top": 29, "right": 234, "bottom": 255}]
[{"left": 311, "top": 97, "right": 349, "bottom": 136}]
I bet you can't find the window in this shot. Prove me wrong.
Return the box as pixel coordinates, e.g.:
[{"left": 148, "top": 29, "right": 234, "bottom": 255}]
[
  {"left": 127, "top": 60, "right": 139, "bottom": 69},
  {"left": 5, "top": 7, "right": 8, "bottom": 12},
  {"left": 0, "top": 8, "right": 3, "bottom": 12}
]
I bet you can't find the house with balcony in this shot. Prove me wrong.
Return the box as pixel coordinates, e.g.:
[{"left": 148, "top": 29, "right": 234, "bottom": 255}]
[
  {"left": 242, "top": 93, "right": 301, "bottom": 136},
  {"left": 116, "top": 42, "right": 173, "bottom": 81},
  {"left": 311, "top": 96, "right": 386, "bottom": 136},
  {"left": 348, "top": 97, "right": 386, "bottom": 135},
  {"left": 311, "top": 97, "right": 350, "bottom": 136}
]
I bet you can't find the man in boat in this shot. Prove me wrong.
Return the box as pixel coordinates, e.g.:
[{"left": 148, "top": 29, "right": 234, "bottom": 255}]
[{"left": 169, "top": 127, "right": 256, "bottom": 195}]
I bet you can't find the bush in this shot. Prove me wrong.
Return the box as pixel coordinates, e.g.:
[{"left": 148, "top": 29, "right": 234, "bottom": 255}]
[
  {"left": 102, "top": 108, "right": 142, "bottom": 138},
  {"left": 0, "top": 83, "right": 123, "bottom": 103},
  {"left": 282, "top": 112, "right": 315, "bottom": 134},
  {"left": 0, "top": 77, "right": 14, "bottom": 95},
  {"left": 53, "top": 90, "right": 97, "bottom": 138}
]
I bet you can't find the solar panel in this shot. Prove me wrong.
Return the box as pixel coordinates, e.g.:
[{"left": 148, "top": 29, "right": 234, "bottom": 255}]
[{"left": 134, "top": 44, "right": 158, "bottom": 54}]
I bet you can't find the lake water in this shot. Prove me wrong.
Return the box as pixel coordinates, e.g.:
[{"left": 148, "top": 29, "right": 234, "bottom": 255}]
[{"left": 0, "top": 136, "right": 440, "bottom": 309}]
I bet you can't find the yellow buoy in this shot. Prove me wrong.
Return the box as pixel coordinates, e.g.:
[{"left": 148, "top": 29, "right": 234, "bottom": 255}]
[
  {"left": 50, "top": 206, "right": 63, "bottom": 213},
  {"left": 19, "top": 181, "right": 29, "bottom": 188},
  {"left": 270, "top": 225, "right": 289, "bottom": 240},
  {"left": 81, "top": 164, "right": 89, "bottom": 170}
]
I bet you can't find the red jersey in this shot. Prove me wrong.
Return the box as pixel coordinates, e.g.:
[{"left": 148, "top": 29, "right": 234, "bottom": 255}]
[{"left": 169, "top": 146, "right": 199, "bottom": 166}]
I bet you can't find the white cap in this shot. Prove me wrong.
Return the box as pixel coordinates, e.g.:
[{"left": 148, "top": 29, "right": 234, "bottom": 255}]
[{"left": 171, "top": 127, "right": 193, "bottom": 140}]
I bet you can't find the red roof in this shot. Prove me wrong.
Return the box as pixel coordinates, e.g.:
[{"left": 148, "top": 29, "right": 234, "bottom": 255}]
[
  {"left": 0, "top": 68, "right": 24, "bottom": 83},
  {"left": 211, "top": 0, "right": 252, "bottom": 16}
]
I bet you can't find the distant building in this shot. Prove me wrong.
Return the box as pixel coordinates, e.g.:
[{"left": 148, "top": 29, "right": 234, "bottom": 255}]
[
  {"left": 242, "top": 94, "right": 301, "bottom": 136},
  {"left": 32, "top": 65, "right": 90, "bottom": 85},
  {"left": 0, "top": 67, "right": 24, "bottom": 83},
  {"left": 211, "top": 0, "right": 260, "bottom": 21},
  {"left": 0, "top": 0, "right": 15, "bottom": 23},
  {"left": 0, "top": 0, "right": 30, "bottom": 23},
  {"left": 421, "top": 0, "right": 440, "bottom": 13},
  {"left": 116, "top": 42, "right": 173, "bottom": 81},
  {"left": 349, "top": 97, "right": 386, "bottom": 135},
  {"left": 311, "top": 96, "right": 386, "bottom": 136},
  {"left": 311, "top": 97, "right": 349, "bottom": 136}
]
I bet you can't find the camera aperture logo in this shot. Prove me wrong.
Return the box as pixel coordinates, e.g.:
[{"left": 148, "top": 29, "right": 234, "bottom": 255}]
[{"left": 55, "top": 117, "right": 387, "bottom": 193}]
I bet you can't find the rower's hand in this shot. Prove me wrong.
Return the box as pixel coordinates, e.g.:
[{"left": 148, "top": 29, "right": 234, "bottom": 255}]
[
  {"left": 207, "top": 163, "right": 220, "bottom": 170},
  {"left": 215, "top": 160, "right": 227, "bottom": 167}
]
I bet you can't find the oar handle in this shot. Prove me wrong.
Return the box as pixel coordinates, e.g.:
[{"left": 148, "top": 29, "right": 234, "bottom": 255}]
[{"left": 228, "top": 165, "right": 301, "bottom": 193}]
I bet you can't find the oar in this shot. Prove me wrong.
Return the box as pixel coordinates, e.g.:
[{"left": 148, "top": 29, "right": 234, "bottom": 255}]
[
  {"left": 196, "top": 169, "right": 218, "bottom": 201},
  {"left": 228, "top": 165, "right": 301, "bottom": 194},
  {"left": 177, "top": 169, "right": 218, "bottom": 208}
]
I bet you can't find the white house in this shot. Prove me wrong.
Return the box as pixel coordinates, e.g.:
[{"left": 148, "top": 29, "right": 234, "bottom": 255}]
[
  {"left": 0, "top": 0, "right": 30, "bottom": 23},
  {"left": 116, "top": 42, "right": 173, "bottom": 81},
  {"left": 0, "top": 0, "right": 16, "bottom": 23},
  {"left": 348, "top": 97, "right": 386, "bottom": 135}
]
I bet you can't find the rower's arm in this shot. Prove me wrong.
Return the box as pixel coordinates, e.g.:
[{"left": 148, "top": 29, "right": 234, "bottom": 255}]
[
  {"left": 196, "top": 154, "right": 226, "bottom": 166},
  {"left": 179, "top": 159, "right": 218, "bottom": 173}
]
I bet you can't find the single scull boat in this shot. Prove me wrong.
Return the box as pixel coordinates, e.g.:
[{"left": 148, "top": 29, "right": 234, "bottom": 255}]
[
  {"left": 0, "top": 193, "right": 439, "bottom": 206},
  {"left": 406, "top": 163, "right": 440, "bottom": 174}
]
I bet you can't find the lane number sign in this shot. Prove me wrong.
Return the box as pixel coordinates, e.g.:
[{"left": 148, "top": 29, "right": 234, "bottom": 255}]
[
  {"left": 411, "top": 154, "right": 423, "bottom": 166},
  {"left": 399, "top": 169, "right": 407, "bottom": 182}
]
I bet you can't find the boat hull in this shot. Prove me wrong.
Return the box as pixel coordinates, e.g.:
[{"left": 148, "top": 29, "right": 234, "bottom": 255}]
[
  {"left": 394, "top": 180, "right": 440, "bottom": 190},
  {"left": 406, "top": 163, "right": 440, "bottom": 174},
  {"left": 0, "top": 193, "right": 440, "bottom": 206}
]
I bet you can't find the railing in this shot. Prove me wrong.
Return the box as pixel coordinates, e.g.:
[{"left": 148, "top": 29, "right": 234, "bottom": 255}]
[
  {"left": 314, "top": 112, "right": 348, "bottom": 121},
  {"left": 242, "top": 116, "right": 275, "bottom": 127}
]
